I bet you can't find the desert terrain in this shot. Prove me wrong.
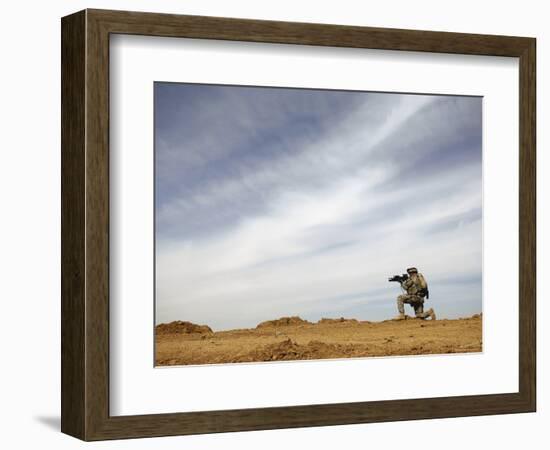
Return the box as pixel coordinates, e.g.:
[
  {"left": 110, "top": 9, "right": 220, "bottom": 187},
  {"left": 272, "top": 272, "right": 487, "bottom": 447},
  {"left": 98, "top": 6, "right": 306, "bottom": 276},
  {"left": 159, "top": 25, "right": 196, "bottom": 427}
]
[{"left": 155, "top": 314, "right": 482, "bottom": 366}]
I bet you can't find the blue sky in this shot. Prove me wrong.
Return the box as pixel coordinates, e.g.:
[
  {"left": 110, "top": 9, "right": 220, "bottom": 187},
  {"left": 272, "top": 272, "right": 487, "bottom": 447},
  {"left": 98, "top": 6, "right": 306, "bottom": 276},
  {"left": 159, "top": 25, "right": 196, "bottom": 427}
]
[{"left": 155, "top": 82, "right": 482, "bottom": 330}]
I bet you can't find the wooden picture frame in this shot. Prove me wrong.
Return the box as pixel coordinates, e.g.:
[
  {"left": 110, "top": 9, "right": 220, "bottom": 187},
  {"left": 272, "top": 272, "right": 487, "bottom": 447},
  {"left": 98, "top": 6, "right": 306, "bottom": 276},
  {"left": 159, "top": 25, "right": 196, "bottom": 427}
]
[{"left": 61, "top": 9, "right": 536, "bottom": 441}]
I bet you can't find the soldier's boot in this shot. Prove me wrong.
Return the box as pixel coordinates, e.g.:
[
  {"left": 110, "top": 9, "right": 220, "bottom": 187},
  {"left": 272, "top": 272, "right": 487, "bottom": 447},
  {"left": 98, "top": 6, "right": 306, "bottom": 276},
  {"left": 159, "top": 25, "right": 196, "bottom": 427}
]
[
  {"left": 428, "top": 308, "right": 436, "bottom": 320},
  {"left": 393, "top": 313, "right": 407, "bottom": 321}
]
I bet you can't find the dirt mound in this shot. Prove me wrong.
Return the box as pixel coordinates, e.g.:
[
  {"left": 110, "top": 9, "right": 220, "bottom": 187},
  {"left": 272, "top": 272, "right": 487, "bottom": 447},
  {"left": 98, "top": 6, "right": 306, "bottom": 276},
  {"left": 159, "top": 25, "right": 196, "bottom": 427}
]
[
  {"left": 155, "top": 320, "right": 213, "bottom": 335},
  {"left": 247, "top": 338, "right": 364, "bottom": 361},
  {"left": 252, "top": 338, "right": 302, "bottom": 360},
  {"left": 317, "top": 317, "right": 358, "bottom": 324},
  {"left": 256, "top": 316, "right": 311, "bottom": 328}
]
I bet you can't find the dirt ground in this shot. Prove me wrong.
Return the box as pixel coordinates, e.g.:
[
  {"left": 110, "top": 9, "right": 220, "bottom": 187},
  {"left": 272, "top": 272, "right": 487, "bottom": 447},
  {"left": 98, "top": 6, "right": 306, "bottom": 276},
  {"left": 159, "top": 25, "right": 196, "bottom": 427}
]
[{"left": 155, "top": 315, "right": 482, "bottom": 366}]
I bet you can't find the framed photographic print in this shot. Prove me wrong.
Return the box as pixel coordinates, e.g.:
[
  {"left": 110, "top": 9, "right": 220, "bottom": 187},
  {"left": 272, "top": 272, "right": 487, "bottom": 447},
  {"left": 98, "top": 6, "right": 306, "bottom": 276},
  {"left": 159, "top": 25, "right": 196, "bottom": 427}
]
[{"left": 61, "top": 9, "right": 536, "bottom": 441}]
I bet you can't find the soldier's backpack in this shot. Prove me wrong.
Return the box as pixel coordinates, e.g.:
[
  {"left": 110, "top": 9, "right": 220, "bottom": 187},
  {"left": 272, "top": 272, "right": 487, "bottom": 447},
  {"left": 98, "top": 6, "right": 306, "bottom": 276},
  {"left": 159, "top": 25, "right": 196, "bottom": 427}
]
[{"left": 417, "top": 274, "right": 430, "bottom": 299}]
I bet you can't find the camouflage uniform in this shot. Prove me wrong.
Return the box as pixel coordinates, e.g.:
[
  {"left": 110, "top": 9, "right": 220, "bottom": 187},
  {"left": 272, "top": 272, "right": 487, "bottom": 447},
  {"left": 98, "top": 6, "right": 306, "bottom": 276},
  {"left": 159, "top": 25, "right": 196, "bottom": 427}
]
[{"left": 397, "top": 272, "right": 432, "bottom": 319}]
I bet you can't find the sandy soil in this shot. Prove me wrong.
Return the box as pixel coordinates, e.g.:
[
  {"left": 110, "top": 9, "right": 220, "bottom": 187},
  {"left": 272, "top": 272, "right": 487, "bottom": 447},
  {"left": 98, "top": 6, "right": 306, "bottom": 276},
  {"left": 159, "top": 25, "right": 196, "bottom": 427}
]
[{"left": 155, "top": 315, "right": 482, "bottom": 366}]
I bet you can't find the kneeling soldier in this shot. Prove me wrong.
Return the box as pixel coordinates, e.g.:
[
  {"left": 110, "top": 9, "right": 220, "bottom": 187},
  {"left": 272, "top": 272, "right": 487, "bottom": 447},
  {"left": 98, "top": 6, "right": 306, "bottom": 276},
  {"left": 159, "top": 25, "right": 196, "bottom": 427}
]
[{"left": 395, "top": 267, "right": 436, "bottom": 320}]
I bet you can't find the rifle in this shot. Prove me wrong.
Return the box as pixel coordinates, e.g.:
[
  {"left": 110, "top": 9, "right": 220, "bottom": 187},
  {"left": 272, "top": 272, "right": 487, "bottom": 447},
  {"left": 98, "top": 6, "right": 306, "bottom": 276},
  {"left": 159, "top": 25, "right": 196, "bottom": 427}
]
[{"left": 388, "top": 274, "right": 409, "bottom": 284}]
